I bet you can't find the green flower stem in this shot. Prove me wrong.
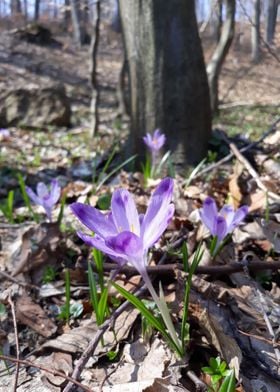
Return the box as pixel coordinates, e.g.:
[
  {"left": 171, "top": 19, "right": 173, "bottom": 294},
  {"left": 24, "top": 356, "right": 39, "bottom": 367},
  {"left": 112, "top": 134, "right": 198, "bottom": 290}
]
[{"left": 141, "top": 269, "right": 182, "bottom": 355}]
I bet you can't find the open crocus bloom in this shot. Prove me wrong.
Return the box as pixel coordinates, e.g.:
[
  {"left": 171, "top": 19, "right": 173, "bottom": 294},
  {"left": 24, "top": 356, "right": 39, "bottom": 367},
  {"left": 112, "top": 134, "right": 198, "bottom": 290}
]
[
  {"left": 70, "top": 178, "right": 174, "bottom": 274},
  {"left": 26, "top": 179, "right": 61, "bottom": 221},
  {"left": 200, "top": 197, "right": 248, "bottom": 243},
  {"left": 143, "top": 129, "right": 166, "bottom": 152}
]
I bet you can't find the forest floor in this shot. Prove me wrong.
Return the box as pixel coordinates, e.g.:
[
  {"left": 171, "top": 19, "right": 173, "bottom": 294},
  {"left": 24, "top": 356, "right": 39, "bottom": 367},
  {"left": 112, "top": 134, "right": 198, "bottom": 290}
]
[{"left": 0, "top": 20, "right": 280, "bottom": 392}]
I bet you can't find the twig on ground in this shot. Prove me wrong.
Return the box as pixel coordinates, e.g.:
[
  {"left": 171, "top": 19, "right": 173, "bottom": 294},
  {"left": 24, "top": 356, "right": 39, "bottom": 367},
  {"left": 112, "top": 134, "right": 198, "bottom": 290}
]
[
  {"left": 63, "top": 241, "right": 181, "bottom": 392},
  {"left": 0, "top": 354, "right": 92, "bottom": 392},
  {"left": 8, "top": 295, "right": 20, "bottom": 392},
  {"left": 62, "top": 286, "right": 144, "bottom": 392},
  {"left": 220, "top": 131, "right": 280, "bottom": 201},
  {"left": 240, "top": 256, "right": 280, "bottom": 368},
  {"left": 186, "top": 370, "right": 208, "bottom": 392},
  {"left": 0, "top": 270, "right": 39, "bottom": 290},
  {"left": 192, "top": 116, "right": 280, "bottom": 180},
  {"left": 98, "top": 260, "right": 280, "bottom": 276}
]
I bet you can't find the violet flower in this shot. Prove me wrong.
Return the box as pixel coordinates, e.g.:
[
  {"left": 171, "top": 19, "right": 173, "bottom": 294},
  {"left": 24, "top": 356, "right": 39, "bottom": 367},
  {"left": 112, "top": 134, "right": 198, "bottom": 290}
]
[
  {"left": 26, "top": 179, "right": 61, "bottom": 221},
  {"left": 71, "top": 178, "right": 181, "bottom": 351},
  {"left": 0, "top": 129, "right": 10, "bottom": 140},
  {"left": 143, "top": 129, "right": 166, "bottom": 172},
  {"left": 71, "top": 177, "right": 174, "bottom": 274},
  {"left": 200, "top": 197, "right": 248, "bottom": 245},
  {"left": 143, "top": 129, "right": 166, "bottom": 153}
]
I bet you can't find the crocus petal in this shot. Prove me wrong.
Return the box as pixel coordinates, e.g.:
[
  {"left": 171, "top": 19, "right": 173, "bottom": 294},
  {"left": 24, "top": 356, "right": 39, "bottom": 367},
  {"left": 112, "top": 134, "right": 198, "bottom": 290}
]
[
  {"left": 106, "top": 231, "right": 143, "bottom": 258},
  {"left": 36, "top": 182, "right": 49, "bottom": 198},
  {"left": 111, "top": 189, "right": 140, "bottom": 235},
  {"left": 229, "top": 205, "right": 248, "bottom": 231},
  {"left": 141, "top": 178, "right": 174, "bottom": 243},
  {"left": 77, "top": 231, "right": 125, "bottom": 263},
  {"left": 143, "top": 133, "right": 153, "bottom": 150},
  {"left": 25, "top": 186, "right": 42, "bottom": 206},
  {"left": 49, "top": 179, "right": 61, "bottom": 204},
  {"left": 213, "top": 216, "right": 227, "bottom": 242},
  {"left": 106, "top": 231, "right": 146, "bottom": 273},
  {"left": 220, "top": 204, "right": 235, "bottom": 228},
  {"left": 71, "top": 203, "right": 116, "bottom": 237},
  {"left": 200, "top": 197, "right": 218, "bottom": 233},
  {"left": 143, "top": 204, "right": 175, "bottom": 249}
]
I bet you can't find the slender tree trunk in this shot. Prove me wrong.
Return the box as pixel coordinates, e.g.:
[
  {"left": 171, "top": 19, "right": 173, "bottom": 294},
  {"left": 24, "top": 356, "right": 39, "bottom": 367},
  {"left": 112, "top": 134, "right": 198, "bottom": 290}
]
[
  {"left": 213, "top": 0, "right": 223, "bottom": 43},
  {"left": 207, "top": 0, "right": 236, "bottom": 114},
  {"left": 265, "top": 0, "right": 278, "bottom": 44},
  {"left": 251, "top": 0, "right": 261, "bottom": 63},
  {"left": 34, "top": 0, "right": 40, "bottom": 21},
  {"left": 89, "top": 0, "right": 101, "bottom": 137},
  {"left": 119, "top": 0, "right": 211, "bottom": 168},
  {"left": 70, "top": 0, "right": 86, "bottom": 46},
  {"left": 64, "top": 0, "right": 71, "bottom": 31},
  {"left": 11, "top": 0, "right": 21, "bottom": 14}
]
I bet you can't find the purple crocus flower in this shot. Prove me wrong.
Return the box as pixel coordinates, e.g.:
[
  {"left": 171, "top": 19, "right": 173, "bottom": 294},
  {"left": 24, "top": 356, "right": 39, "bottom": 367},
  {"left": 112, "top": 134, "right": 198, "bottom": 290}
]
[
  {"left": 200, "top": 197, "right": 248, "bottom": 243},
  {"left": 26, "top": 179, "right": 61, "bottom": 221},
  {"left": 71, "top": 177, "right": 182, "bottom": 352},
  {"left": 0, "top": 128, "right": 10, "bottom": 140},
  {"left": 143, "top": 129, "right": 166, "bottom": 153},
  {"left": 70, "top": 178, "right": 174, "bottom": 274}
]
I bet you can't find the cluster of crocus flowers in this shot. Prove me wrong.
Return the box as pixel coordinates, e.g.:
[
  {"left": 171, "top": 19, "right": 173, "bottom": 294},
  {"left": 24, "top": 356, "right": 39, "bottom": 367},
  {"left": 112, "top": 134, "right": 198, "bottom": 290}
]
[
  {"left": 199, "top": 196, "right": 248, "bottom": 253},
  {"left": 71, "top": 177, "right": 182, "bottom": 352},
  {"left": 143, "top": 129, "right": 166, "bottom": 175},
  {"left": 26, "top": 179, "right": 61, "bottom": 222}
]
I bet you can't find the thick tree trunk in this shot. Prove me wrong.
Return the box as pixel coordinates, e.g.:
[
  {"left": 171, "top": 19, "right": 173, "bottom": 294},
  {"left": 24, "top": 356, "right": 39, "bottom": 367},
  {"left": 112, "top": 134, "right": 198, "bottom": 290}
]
[
  {"left": 89, "top": 0, "right": 101, "bottom": 137},
  {"left": 207, "top": 0, "right": 235, "bottom": 114},
  {"left": 119, "top": 0, "right": 211, "bottom": 168},
  {"left": 251, "top": 0, "right": 261, "bottom": 63},
  {"left": 265, "top": 0, "right": 278, "bottom": 44}
]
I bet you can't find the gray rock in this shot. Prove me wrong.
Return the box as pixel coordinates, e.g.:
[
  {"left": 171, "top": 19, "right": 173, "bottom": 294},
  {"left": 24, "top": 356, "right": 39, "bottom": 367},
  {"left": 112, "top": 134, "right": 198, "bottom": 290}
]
[{"left": 0, "top": 84, "right": 71, "bottom": 128}]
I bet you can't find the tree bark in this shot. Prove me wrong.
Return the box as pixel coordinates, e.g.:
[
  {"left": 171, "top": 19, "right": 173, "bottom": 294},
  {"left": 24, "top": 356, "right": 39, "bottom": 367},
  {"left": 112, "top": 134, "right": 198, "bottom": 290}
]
[
  {"left": 11, "top": 0, "right": 21, "bottom": 14},
  {"left": 64, "top": 0, "right": 71, "bottom": 31},
  {"left": 265, "top": 0, "right": 279, "bottom": 44},
  {"left": 207, "top": 0, "right": 236, "bottom": 114},
  {"left": 212, "top": 0, "right": 223, "bottom": 43},
  {"left": 34, "top": 0, "right": 40, "bottom": 21},
  {"left": 70, "top": 0, "right": 86, "bottom": 47},
  {"left": 251, "top": 0, "right": 261, "bottom": 63},
  {"left": 89, "top": 0, "right": 101, "bottom": 137},
  {"left": 119, "top": 0, "right": 212, "bottom": 168}
]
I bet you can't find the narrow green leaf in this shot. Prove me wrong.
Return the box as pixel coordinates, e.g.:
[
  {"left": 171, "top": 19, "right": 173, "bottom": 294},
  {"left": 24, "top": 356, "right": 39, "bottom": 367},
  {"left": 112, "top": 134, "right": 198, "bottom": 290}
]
[
  {"left": 96, "top": 154, "right": 137, "bottom": 191},
  {"left": 97, "top": 287, "right": 109, "bottom": 324},
  {"left": 182, "top": 242, "right": 189, "bottom": 273},
  {"left": 112, "top": 282, "right": 181, "bottom": 355},
  {"left": 17, "top": 173, "right": 39, "bottom": 223},
  {"left": 218, "top": 370, "right": 236, "bottom": 392},
  {"left": 57, "top": 192, "right": 67, "bottom": 226},
  {"left": 88, "top": 262, "right": 100, "bottom": 323}
]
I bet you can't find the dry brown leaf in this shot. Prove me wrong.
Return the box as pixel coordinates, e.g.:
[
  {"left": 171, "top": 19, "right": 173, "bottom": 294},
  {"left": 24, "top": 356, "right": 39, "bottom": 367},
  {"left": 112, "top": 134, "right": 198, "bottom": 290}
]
[
  {"left": 257, "top": 218, "right": 280, "bottom": 252},
  {"left": 11, "top": 222, "right": 62, "bottom": 277},
  {"left": 228, "top": 161, "right": 244, "bottom": 209},
  {"left": 37, "top": 352, "right": 73, "bottom": 388},
  {"left": 248, "top": 190, "right": 267, "bottom": 212},
  {"left": 40, "top": 308, "right": 138, "bottom": 355},
  {"left": 16, "top": 294, "right": 57, "bottom": 338}
]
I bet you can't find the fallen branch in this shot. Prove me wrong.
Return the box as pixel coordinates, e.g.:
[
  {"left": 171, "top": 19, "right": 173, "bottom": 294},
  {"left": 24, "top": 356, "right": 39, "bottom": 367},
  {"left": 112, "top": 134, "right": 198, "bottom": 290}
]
[
  {"left": 193, "top": 116, "right": 280, "bottom": 179},
  {"left": 0, "top": 354, "right": 91, "bottom": 392},
  {"left": 97, "top": 260, "right": 280, "bottom": 276},
  {"left": 220, "top": 131, "right": 280, "bottom": 201},
  {"left": 8, "top": 295, "right": 20, "bottom": 392}
]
